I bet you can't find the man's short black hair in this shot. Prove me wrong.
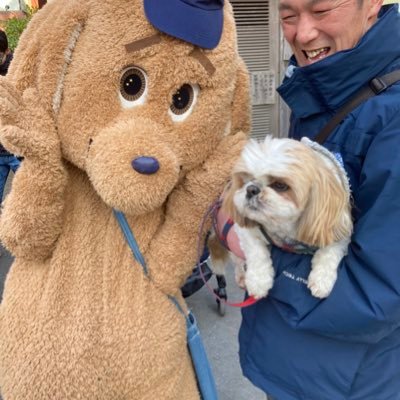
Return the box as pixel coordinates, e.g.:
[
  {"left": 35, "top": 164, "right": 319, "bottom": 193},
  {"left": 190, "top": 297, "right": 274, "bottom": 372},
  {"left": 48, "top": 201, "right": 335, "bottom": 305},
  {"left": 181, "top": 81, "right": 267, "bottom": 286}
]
[{"left": 0, "top": 30, "right": 9, "bottom": 53}]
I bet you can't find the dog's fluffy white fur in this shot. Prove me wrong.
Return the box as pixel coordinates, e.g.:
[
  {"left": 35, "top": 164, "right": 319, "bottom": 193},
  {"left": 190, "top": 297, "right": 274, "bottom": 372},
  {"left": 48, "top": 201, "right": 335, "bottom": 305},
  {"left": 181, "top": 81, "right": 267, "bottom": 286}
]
[{"left": 210, "top": 135, "right": 353, "bottom": 299}]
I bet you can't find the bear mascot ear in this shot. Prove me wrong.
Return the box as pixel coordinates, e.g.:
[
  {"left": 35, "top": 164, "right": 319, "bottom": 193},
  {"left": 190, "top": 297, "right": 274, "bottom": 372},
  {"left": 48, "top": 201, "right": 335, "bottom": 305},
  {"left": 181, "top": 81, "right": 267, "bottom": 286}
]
[
  {"left": 0, "top": 0, "right": 89, "bottom": 260},
  {"left": 230, "top": 58, "right": 251, "bottom": 136},
  {"left": 8, "top": 0, "right": 89, "bottom": 114}
]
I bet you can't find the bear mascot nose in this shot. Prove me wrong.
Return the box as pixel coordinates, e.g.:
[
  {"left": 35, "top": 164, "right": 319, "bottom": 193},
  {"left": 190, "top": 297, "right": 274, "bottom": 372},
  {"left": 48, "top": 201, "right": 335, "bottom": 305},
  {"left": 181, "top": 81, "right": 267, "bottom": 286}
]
[{"left": 131, "top": 156, "right": 160, "bottom": 174}]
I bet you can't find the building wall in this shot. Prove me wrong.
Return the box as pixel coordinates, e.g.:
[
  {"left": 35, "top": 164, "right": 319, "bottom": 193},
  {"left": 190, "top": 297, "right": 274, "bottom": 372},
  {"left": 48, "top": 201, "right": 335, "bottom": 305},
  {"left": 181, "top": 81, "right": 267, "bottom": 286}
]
[
  {"left": 0, "top": 0, "right": 24, "bottom": 11},
  {"left": 0, "top": 0, "right": 46, "bottom": 11}
]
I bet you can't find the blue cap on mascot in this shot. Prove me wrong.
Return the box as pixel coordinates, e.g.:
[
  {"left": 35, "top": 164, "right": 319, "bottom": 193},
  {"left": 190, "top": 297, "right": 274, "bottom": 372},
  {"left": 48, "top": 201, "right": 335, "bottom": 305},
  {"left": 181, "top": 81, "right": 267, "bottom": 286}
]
[{"left": 144, "top": 0, "right": 224, "bottom": 50}]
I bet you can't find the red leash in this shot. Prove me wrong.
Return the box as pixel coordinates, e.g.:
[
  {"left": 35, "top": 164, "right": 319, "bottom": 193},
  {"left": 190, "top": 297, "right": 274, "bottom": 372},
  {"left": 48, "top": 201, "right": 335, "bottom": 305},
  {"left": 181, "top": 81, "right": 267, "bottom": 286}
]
[{"left": 197, "top": 201, "right": 259, "bottom": 308}]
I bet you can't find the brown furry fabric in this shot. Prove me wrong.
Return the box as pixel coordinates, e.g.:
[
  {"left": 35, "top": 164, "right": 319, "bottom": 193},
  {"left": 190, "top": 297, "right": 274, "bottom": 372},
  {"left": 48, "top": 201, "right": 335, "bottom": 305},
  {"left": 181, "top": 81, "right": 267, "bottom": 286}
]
[{"left": 0, "top": 0, "right": 250, "bottom": 398}]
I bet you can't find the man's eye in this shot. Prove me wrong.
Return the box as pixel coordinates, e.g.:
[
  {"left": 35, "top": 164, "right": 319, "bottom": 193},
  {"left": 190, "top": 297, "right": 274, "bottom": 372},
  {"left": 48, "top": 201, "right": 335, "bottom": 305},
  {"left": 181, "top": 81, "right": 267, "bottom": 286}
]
[
  {"left": 270, "top": 181, "right": 289, "bottom": 192},
  {"left": 313, "top": 8, "right": 331, "bottom": 15},
  {"left": 281, "top": 14, "right": 296, "bottom": 21}
]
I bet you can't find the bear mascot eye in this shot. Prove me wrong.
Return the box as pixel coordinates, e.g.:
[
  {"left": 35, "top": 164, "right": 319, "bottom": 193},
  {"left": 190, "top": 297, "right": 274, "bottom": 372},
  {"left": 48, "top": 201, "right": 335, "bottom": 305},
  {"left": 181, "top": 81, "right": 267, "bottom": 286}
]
[
  {"left": 119, "top": 66, "right": 148, "bottom": 108},
  {"left": 169, "top": 83, "right": 200, "bottom": 122}
]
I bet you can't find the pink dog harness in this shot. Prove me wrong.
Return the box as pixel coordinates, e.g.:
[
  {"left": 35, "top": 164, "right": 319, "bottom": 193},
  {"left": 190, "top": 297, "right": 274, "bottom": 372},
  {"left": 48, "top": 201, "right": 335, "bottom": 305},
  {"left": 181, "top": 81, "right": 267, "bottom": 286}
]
[
  {"left": 214, "top": 205, "right": 317, "bottom": 257},
  {"left": 197, "top": 201, "right": 257, "bottom": 307},
  {"left": 213, "top": 204, "right": 245, "bottom": 259}
]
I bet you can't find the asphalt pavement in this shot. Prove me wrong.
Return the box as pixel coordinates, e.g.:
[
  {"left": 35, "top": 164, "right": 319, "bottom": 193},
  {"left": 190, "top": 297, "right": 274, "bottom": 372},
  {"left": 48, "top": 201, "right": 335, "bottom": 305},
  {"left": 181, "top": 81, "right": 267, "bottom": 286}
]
[{"left": 186, "top": 267, "right": 267, "bottom": 400}]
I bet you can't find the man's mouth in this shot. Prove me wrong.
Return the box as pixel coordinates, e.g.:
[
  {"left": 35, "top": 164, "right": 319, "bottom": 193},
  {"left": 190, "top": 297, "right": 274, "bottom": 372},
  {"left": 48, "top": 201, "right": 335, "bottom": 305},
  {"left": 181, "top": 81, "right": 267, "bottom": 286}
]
[{"left": 303, "top": 47, "right": 330, "bottom": 62}]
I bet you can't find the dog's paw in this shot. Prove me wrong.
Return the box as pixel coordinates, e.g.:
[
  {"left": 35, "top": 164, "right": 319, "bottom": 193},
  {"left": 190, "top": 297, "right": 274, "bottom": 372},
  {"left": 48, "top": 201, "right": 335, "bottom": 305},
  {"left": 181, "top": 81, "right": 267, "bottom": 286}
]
[
  {"left": 307, "top": 268, "right": 337, "bottom": 298},
  {"left": 245, "top": 269, "right": 274, "bottom": 299},
  {"left": 235, "top": 263, "right": 246, "bottom": 289}
]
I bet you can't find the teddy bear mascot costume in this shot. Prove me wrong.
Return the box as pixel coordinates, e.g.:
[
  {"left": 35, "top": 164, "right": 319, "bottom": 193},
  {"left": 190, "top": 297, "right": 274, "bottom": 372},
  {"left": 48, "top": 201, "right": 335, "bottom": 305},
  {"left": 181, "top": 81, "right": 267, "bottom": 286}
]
[{"left": 0, "top": 0, "right": 250, "bottom": 398}]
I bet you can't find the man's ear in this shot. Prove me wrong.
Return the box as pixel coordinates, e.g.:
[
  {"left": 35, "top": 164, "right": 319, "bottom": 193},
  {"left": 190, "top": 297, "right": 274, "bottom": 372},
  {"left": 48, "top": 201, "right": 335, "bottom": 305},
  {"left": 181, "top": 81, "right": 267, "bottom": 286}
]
[
  {"left": 367, "top": 0, "right": 384, "bottom": 23},
  {"left": 230, "top": 58, "right": 251, "bottom": 135}
]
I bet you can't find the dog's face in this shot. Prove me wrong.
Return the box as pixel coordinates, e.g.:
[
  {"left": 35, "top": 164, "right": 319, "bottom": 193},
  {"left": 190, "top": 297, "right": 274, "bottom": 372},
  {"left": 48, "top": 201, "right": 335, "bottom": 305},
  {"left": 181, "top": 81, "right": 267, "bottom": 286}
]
[
  {"left": 10, "top": 0, "right": 249, "bottom": 216},
  {"left": 223, "top": 136, "right": 352, "bottom": 247}
]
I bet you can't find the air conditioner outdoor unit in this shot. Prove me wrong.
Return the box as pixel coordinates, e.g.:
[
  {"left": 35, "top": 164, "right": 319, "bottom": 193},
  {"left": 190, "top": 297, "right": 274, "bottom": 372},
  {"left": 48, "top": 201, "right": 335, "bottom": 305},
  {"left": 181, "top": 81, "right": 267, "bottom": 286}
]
[{"left": 231, "top": 0, "right": 290, "bottom": 139}]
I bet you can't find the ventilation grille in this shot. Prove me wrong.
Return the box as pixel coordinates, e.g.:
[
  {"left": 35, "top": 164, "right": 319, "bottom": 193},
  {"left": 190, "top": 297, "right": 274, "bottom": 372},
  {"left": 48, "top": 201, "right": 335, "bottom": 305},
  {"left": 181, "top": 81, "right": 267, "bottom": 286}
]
[
  {"left": 232, "top": 1, "right": 271, "bottom": 72},
  {"left": 231, "top": 0, "right": 275, "bottom": 138},
  {"left": 252, "top": 104, "right": 273, "bottom": 140}
]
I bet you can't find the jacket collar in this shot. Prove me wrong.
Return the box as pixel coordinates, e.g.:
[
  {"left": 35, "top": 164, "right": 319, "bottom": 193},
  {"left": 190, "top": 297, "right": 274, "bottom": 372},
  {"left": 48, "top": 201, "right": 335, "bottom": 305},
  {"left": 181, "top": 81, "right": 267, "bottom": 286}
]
[{"left": 277, "top": 5, "right": 400, "bottom": 119}]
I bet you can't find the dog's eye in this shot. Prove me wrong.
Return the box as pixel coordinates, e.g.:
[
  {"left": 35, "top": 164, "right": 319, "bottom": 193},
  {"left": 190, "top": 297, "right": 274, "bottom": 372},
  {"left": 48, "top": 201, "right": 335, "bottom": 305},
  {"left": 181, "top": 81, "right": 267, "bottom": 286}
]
[
  {"left": 169, "top": 83, "right": 200, "bottom": 122},
  {"left": 119, "top": 66, "right": 148, "bottom": 108},
  {"left": 270, "top": 181, "right": 289, "bottom": 192}
]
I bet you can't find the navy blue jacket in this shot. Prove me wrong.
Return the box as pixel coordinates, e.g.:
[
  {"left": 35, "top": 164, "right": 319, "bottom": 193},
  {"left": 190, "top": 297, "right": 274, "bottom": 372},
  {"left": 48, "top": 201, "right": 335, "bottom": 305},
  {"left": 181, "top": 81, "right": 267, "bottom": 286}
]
[{"left": 239, "top": 5, "right": 400, "bottom": 400}]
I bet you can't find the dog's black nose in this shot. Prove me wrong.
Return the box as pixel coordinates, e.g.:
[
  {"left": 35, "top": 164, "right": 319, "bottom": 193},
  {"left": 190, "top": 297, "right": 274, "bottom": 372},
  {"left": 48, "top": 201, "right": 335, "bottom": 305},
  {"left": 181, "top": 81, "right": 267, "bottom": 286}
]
[
  {"left": 131, "top": 156, "right": 160, "bottom": 174},
  {"left": 246, "top": 184, "right": 260, "bottom": 199}
]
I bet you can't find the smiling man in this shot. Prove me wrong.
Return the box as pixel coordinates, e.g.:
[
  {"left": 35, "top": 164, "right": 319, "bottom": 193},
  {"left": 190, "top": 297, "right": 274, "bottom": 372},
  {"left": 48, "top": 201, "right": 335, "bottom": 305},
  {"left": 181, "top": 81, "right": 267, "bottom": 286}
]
[
  {"left": 278, "top": 0, "right": 381, "bottom": 66},
  {"left": 237, "top": 1, "right": 400, "bottom": 400}
]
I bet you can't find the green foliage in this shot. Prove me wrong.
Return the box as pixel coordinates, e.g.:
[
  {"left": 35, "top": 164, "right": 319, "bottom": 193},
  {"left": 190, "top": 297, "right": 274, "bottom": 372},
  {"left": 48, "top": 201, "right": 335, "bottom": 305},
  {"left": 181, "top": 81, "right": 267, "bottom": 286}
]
[{"left": 4, "top": 6, "right": 37, "bottom": 51}]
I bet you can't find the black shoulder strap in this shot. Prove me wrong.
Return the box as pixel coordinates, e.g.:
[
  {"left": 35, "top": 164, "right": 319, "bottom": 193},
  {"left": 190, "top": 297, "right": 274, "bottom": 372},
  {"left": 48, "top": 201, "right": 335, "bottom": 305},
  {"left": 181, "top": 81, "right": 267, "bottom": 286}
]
[{"left": 315, "top": 69, "right": 400, "bottom": 145}]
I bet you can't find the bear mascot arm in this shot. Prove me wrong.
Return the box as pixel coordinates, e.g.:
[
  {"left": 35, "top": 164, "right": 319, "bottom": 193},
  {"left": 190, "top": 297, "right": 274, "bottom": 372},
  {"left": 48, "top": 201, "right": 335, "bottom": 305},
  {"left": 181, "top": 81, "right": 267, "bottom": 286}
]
[
  {"left": 147, "top": 59, "right": 250, "bottom": 295},
  {"left": 0, "top": 86, "right": 67, "bottom": 261},
  {"left": 0, "top": 0, "right": 89, "bottom": 261}
]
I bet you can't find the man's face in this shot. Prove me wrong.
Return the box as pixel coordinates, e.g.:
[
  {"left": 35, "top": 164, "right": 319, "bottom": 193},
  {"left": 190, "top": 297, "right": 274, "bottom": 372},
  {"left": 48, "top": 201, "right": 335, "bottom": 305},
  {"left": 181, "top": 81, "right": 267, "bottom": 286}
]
[{"left": 279, "top": 0, "right": 383, "bottom": 67}]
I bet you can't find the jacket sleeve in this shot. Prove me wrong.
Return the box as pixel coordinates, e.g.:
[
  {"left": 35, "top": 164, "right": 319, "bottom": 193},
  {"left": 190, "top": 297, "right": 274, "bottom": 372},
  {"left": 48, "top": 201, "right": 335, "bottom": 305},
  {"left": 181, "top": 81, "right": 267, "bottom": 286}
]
[{"left": 268, "top": 114, "right": 400, "bottom": 344}]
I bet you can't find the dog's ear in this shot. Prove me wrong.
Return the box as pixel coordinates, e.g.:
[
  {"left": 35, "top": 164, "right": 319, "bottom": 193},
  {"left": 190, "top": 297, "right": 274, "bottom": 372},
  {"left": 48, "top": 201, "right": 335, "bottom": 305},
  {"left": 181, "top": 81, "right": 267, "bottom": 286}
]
[
  {"left": 9, "top": 0, "right": 88, "bottom": 117},
  {"left": 222, "top": 175, "right": 245, "bottom": 226},
  {"left": 222, "top": 173, "right": 256, "bottom": 228},
  {"left": 230, "top": 58, "right": 251, "bottom": 135},
  {"left": 297, "top": 167, "right": 352, "bottom": 247}
]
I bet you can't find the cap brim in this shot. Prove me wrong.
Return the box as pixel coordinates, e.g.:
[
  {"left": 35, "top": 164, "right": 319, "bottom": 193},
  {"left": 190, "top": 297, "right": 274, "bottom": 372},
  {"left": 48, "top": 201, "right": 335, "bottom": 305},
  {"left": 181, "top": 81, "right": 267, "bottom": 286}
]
[{"left": 144, "top": 0, "right": 223, "bottom": 50}]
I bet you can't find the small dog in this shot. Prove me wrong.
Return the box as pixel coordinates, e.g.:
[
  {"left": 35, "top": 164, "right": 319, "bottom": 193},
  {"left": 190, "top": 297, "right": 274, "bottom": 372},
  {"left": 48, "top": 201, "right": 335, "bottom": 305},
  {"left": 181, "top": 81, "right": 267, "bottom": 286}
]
[{"left": 209, "top": 135, "right": 353, "bottom": 299}]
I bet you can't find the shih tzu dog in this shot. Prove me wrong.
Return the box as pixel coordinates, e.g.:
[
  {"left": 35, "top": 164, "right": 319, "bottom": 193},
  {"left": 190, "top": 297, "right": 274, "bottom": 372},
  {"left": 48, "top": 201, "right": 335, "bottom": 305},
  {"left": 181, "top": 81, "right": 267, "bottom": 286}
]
[{"left": 209, "top": 135, "right": 353, "bottom": 299}]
